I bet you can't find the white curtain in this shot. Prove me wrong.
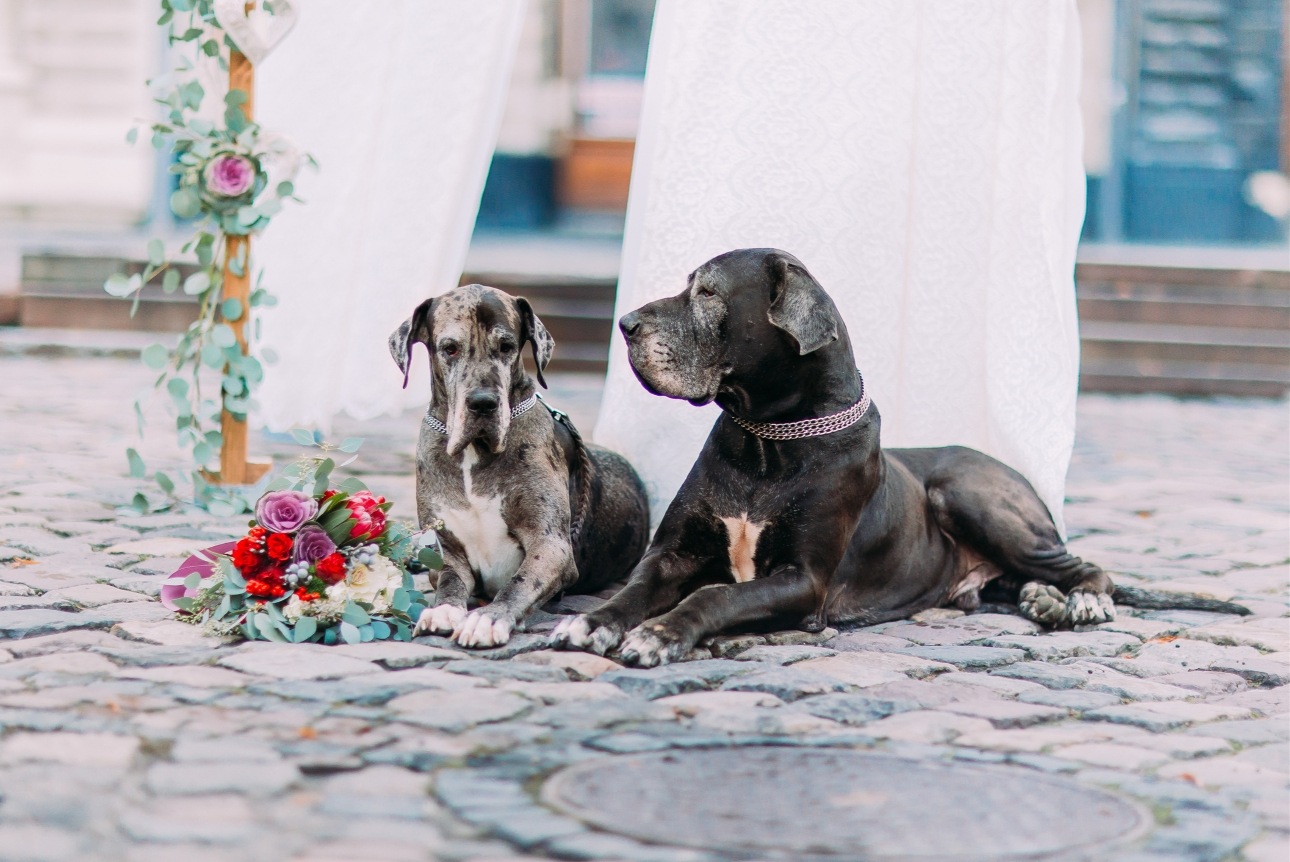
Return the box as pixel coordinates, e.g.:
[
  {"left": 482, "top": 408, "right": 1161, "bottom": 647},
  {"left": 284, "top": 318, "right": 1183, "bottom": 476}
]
[
  {"left": 596, "top": 0, "right": 1086, "bottom": 535},
  {"left": 255, "top": 0, "right": 526, "bottom": 430}
]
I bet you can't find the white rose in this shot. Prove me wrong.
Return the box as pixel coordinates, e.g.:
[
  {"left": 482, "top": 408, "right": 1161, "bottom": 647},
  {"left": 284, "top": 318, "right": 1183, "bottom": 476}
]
[
  {"left": 283, "top": 594, "right": 306, "bottom": 622},
  {"left": 346, "top": 556, "right": 400, "bottom": 606}
]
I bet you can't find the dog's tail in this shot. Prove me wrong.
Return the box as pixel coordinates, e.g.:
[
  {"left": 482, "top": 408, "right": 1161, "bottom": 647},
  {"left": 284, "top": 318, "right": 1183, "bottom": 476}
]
[{"left": 1113, "top": 584, "right": 1251, "bottom": 616}]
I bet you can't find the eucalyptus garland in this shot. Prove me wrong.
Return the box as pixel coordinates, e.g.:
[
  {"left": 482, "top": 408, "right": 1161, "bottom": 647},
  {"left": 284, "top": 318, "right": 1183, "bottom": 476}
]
[{"left": 106, "top": 0, "right": 313, "bottom": 516}]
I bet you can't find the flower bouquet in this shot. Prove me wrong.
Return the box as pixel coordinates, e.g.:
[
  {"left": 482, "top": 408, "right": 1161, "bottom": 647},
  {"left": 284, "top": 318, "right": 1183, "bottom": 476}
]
[{"left": 164, "top": 459, "right": 443, "bottom": 644}]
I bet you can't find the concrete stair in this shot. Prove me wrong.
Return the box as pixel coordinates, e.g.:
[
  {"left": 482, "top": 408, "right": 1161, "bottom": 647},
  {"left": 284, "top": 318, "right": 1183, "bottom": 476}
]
[
  {"left": 10, "top": 252, "right": 1290, "bottom": 396},
  {"left": 1075, "top": 262, "right": 1290, "bottom": 397}
]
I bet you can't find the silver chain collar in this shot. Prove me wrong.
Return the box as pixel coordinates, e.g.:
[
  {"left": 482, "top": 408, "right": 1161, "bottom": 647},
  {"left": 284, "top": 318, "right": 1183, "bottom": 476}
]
[
  {"left": 423, "top": 392, "right": 538, "bottom": 435},
  {"left": 727, "top": 373, "right": 871, "bottom": 441}
]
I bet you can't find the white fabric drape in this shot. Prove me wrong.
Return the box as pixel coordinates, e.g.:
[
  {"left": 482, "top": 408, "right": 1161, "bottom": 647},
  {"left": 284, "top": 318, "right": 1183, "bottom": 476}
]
[
  {"left": 255, "top": 0, "right": 526, "bottom": 430},
  {"left": 596, "top": 0, "right": 1086, "bottom": 535}
]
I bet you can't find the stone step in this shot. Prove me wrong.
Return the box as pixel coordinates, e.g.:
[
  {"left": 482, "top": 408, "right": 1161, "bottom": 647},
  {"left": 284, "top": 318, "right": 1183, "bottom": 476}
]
[
  {"left": 1080, "top": 320, "right": 1290, "bottom": 367},
  {"left": 14, "top": 252, "right": 1290, "bottom": 392},
  {"left": 1080, "top": 357, "right": 1290, "bottom": 398}
]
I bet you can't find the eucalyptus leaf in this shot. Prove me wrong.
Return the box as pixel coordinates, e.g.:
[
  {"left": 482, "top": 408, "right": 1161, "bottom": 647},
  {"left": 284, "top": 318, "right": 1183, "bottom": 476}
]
[
  {"left": 167, "top": 377, "right": 188, "bottom": 398},
  {"left": 359, "top": 624, "right": 375, "bottom": 643},
  {"left": 104, "top": 273, "right": 134, "bottom": 297},
  {"left": 370, "top": 619, "right": 392, "bottom": 639},
  {"left": 172, "top": 596, "right": 196, "bottom": 612},
  {"left": 339, "top": 621, "right": 360, "bottom": 645},
  {"left": 195, "top": 233, "right": 215, "bottom": 267},
  {"left": 192, "top": 442, "right": 213, "bottom": 464},
  {"left": 155, "top": 471, "right": 175, "bottom": 494},
  {"left": 211, "top": 324, "right": 237, "bottom": 349},
  {"left": 183, "top": 271, "right": 210, "bottom": 296},
  {"left": 337, "top": 477, "right": 368, "bottom": 494},
  {"left": 338, "top": 437, "right": 364, "bottom": 454},
  {"left": 183, "top": 572, "right": 201, "bottom": 591},
  {"left": 221, "top": 298, "right": 243, "bottom": 321},
  {"left": 341, "top": 602, "right": 370, "bottom": 627},
  {"left": 170, "top": 188, "right": 200, "bottom": 219},
  {"left": 126, "top": 448, "right": 146, "bottom": 479},
  {"left": 142, "top": 344, "right": 170, "bottom": 370},
  {"left": 201, "top": 342, "right": 224, "bottom": 368},
  {"left": 293, "top": 616, "right": 317, "bottom": 642},
  {"left": 289, "top": 429, "right": 315, "bottom": 446},
  {"left": 222, "top": 562, "right": 246, "bottom": 592},
  {"left": 162, "top": 268, "right": 181, "bottom": 294}
]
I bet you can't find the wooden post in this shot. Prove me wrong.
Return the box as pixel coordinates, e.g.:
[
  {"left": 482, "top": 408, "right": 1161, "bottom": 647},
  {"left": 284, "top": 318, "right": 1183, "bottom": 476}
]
[{"left": 212, "top": 48, "right": 270, "bottom": 485}]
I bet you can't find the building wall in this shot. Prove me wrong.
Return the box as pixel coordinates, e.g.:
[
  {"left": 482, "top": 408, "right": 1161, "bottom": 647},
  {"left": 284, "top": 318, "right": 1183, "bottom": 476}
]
[{"left": 0, "top": 0, "right": 155, "bottom": 226}]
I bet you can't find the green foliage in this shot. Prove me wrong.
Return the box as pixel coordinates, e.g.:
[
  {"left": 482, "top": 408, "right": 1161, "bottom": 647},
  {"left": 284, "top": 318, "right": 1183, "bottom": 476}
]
[{"left": 105, "top": 0, "right": 315, "bottom": 514}]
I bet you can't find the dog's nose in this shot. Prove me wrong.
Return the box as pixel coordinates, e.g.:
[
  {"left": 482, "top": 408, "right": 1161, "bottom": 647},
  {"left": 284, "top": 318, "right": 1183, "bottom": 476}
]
[
  {"left": 620, "top": 312, "right": 642, "bottom": 338},
  {"left": 466, "top": 389, "right": 500, "bottom": 414}
]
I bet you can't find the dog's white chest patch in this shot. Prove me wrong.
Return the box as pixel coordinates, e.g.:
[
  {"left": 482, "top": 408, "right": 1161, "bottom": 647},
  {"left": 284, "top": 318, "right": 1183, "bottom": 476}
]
[
  {"left": 720, "top": 515, "right": 765, "bottom": 583},
  {"left": 439, "top": 448, "right": 524, "bottom": 598}
]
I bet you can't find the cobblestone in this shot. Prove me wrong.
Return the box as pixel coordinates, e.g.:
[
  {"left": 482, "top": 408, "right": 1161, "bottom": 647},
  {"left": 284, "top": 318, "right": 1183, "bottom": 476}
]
[{"left": 0, "top": 355, "right": 1286, "bottom": 859}]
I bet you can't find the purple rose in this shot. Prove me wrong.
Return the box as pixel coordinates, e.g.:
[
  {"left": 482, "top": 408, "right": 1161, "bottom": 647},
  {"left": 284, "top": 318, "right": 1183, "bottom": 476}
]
[
  {"left": 203, "top": 153, "right": 256, "bottom": 198},
  {"left": 254, "top": 490, "right": 318, "bottom": 534},
  {"left": 292, "top": 524, "right": 336, "bottom": 564}
]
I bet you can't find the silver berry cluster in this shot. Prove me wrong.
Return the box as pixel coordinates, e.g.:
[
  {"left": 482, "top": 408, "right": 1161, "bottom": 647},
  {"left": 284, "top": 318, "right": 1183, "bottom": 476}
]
[
  {"left": 346, "top": 543, "right": 380, "bottom": 566},
  {"left": 284, "top": 561, "right": 310, "bottom": 587}
]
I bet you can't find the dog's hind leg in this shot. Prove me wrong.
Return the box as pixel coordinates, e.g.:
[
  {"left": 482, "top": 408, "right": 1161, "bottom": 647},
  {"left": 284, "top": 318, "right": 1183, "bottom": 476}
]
[{"left": 918, "top": 450, "right": 1114, "bottom": 629}]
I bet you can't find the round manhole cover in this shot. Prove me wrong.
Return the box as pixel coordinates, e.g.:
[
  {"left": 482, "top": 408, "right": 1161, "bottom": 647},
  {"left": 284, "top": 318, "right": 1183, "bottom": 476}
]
[{"left": 542, "top": 748, "right": 1146, "bottom": 860}]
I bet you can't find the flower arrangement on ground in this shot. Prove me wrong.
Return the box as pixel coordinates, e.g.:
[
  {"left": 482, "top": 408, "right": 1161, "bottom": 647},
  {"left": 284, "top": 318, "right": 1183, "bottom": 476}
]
[{"left": 165, "top": 458, "right": 443, "bottom": 644}]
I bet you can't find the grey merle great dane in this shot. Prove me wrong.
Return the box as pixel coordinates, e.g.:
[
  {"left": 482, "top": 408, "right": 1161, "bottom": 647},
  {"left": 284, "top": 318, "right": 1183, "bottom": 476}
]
[
  {"left": 552, "top": 248, "right": 1247, "bottom": 667},
  {"left": 390, "top": 284, "right": 649, "bottom": 648}
]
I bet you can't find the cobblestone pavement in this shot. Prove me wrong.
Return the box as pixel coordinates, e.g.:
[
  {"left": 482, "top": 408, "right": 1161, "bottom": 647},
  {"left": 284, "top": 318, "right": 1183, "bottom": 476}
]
[{"left": 0, "top": 353, "right": 1287, "bottom": 862}]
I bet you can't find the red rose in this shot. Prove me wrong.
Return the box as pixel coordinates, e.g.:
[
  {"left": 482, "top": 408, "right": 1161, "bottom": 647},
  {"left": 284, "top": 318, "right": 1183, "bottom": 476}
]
[
  {"left": 231, "top": 537, "right": 261, "bottom": 575},
  {"left": 315, "top": 553, "right": 346, "bottom": 585},
  {"left": 246, "top": 578, "right": 271, "bottom": 597},
  {"left": 265, "top": 533, "right": 293, "bottom": 562},
  {"left": 248, "top": 526, "right": 267, "bottom": 541}
]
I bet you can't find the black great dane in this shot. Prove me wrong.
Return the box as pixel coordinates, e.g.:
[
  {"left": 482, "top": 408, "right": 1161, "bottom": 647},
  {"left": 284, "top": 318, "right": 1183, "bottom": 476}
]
[{"left": 553, "top": 248, "right": 1243, "bottom": 667}]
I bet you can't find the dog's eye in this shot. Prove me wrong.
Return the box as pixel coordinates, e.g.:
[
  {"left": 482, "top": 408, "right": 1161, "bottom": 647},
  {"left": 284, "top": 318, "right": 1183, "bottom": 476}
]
[
  {"left": 440, "top": 342, "right": 459, "bottom": 358},
  {"left": 498, "top": 340, "right": 516, "bottom": 355},
  {"left": 695, "top": 286, "right": 715, "bottom": 298}
]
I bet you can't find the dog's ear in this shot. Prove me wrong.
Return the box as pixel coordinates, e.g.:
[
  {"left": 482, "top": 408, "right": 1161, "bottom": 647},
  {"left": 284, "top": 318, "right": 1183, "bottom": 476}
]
[
  {"left": 766, "top": 254, "right": 839, "bottom": 355},
  {"left": 388, "top": 298, "right": 434, "bottom": 389},
  {"left": 515, "top": 297, "right": 554, "bottom": 388}
]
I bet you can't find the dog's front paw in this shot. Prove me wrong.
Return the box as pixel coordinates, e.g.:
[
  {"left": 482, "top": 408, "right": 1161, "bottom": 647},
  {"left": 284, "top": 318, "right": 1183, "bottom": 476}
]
[
  {"left": 1018, "top": 581, "right": 1070, "bottom": 628},
  {"left": 453, "top": 608, "right": 514, "bottom": 648},
  {"left": 551, "top": 614, "right": 624, "bottom": 656},
  {"left": 619, "top": 624, "right": 690, "bottom": 668},
  {"left": 416, "top": 603, "right": 467, "bottom": 636},
  {"left": 1067, "top": 588, "right": 1116, "bottom": 625}
]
